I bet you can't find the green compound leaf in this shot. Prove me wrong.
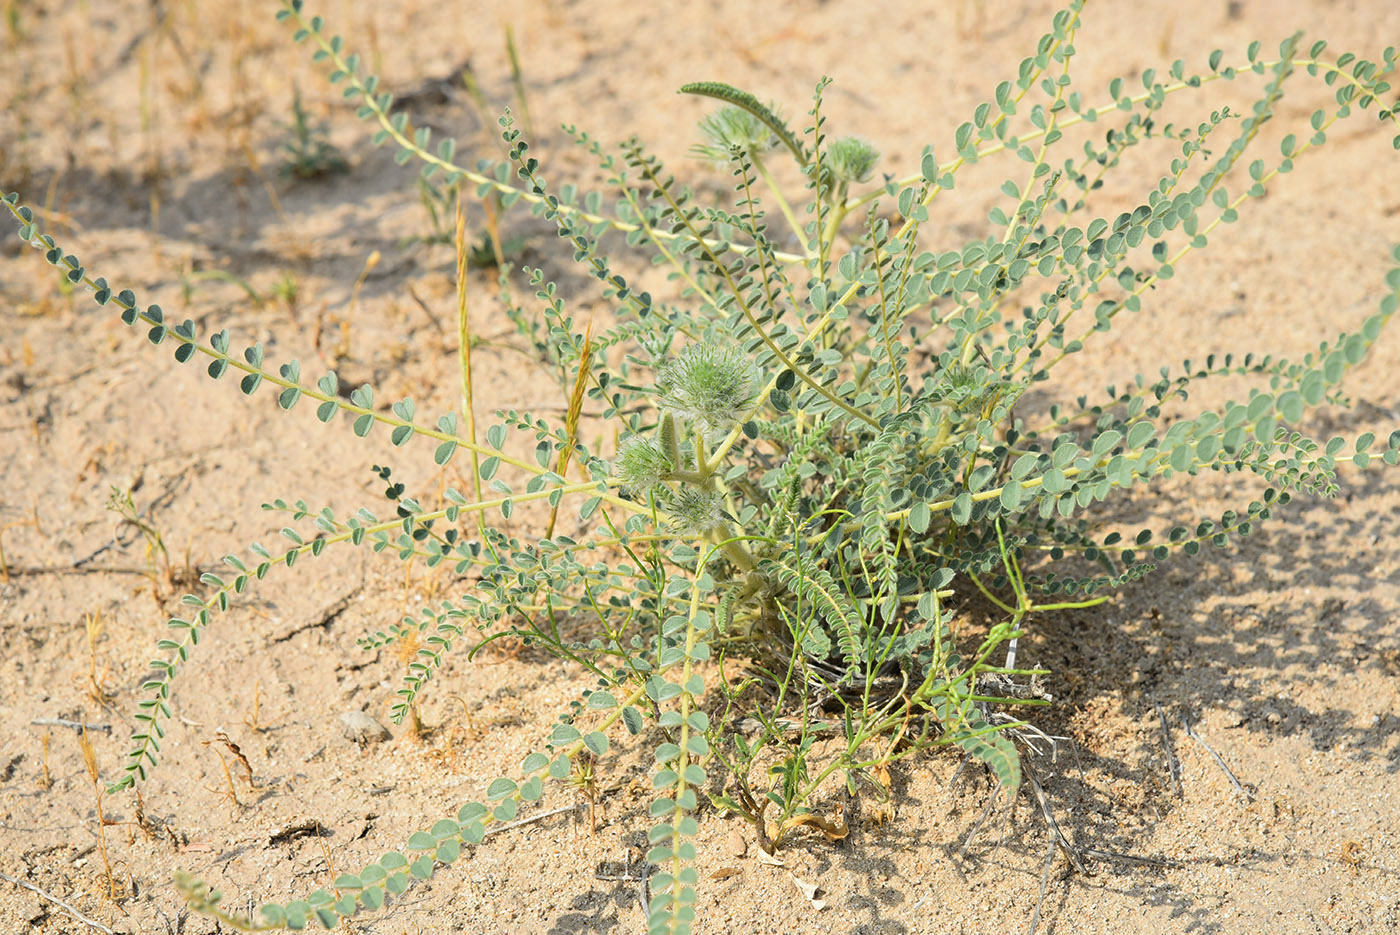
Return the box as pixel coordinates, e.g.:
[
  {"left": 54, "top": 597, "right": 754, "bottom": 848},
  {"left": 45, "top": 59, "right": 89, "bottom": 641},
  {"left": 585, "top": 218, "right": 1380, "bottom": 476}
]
[
  {"left": 587, "top": 690, "right": 618, "bottom": 709},
  {"left": 951, "top": 492, "right": 973, "bottom": 525},
  {"left": 947, "top": 715, "right": 1021, "bottom": 795},
  {"left": 583, "top": 731, "right": 610, "bottom": 756},
  {"left": 679, "top": 81, "right": 809, "bottom": 165},
  {"left": 486, "top": 777, "right": 518, "bottom": 800},
  {"left": 551, "top": 723, "right": 582, "bottom": 746},
  {"left": 430, "top": 819, "right": 460, "bottom": 839},
  {"left": 519, "top": 776, "right": 544, "bottom": 801},
  {"left": 549, "top": 754, "right": 572, "bottom": 779}
]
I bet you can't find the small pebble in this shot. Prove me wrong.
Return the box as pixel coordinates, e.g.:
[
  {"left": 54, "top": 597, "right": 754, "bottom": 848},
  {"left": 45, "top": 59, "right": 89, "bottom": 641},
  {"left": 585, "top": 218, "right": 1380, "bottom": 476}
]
[
  {"left": 728, "top": 827, "right": 747, "bottom": 858},
  {"left": 339, "top": 710, "right": 392, "bottom": 744}
]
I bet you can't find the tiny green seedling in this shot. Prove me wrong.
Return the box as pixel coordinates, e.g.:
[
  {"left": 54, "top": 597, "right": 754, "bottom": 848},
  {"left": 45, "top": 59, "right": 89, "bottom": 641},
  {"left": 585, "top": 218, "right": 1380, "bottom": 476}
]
[
  {"left": 105, "top": 484, "right": 173, "bottom": 598},
  {"left": 279, "top": 86, "right": 347, "bottom": 180}
]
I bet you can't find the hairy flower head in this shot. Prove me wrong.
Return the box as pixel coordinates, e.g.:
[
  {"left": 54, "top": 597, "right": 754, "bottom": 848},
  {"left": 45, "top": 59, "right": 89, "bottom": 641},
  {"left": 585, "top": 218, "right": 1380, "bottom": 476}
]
[
  {"left": 692, "top": 106, "right": 778, "bottom": 162},
  {"left": 665, "top": 487, "right": 729, "bottom": 537},
  {"left": 613, "top": 436, "right": 673, "bottom": 495},
  {"left": 656, "top": 343, "right": 760, "bottom": 440},
  {"left": 827, "top": 136, "right": 881, "bottom": 184}
]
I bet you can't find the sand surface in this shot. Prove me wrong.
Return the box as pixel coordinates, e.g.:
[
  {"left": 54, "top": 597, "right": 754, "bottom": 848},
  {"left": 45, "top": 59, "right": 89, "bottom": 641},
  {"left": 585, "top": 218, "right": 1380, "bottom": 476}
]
[{"left": 2, "top": 0, "right": 1400, "bottom": 932}]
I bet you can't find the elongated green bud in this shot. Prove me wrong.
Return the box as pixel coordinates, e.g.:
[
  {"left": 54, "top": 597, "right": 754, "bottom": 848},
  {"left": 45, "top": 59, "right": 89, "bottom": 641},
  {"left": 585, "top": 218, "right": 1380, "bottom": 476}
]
[{"left": 659, "top": 411, "right": 681, "bottom": 470}]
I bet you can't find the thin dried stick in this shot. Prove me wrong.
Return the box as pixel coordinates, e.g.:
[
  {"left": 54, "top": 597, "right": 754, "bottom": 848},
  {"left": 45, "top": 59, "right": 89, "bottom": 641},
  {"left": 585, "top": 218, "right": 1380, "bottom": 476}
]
[
  {"left": 1154, "top": 702, "right": 1182, "bottom": 798},
  {"left": 1078, "top": 847, "right": 1183, "bottom": 868},
  {"left": 637, "top": 852, "right": 652, "bottom": 915},
  {"left": 0, "top": 870, "right": 117, "bottom": 934},
  {"left": 1027, "top": 835, "right": 1057, "bottom": 935},
  {"left": 482, "top": 803, "right": 581, "bottom": 838},
  {"left": 31, "top": 718, "right": 111, "bottom": 734},
  {"left": 1023, "top": 762, "right": 1087, "bottom": 875},
  {"left": 6, "top": 564, "right": 183, "bottom": 577},
  {"left": 1182, "top": 715, "right": 1252, "bottom": 800},
  {"left": 593, "top": 870, "right": 648, "bottom": 882},
  {"left": 957, "top": 779, "right": 1004, "bottom": 859}
]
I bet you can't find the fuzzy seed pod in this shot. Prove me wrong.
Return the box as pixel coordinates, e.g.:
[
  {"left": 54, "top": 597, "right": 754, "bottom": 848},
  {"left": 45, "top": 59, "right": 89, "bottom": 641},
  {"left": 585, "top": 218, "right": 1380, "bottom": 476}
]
[
  {"left": 665, "top": 487, "right": 729, "bottom": 537},
  {"left": 692, "top": 106, "right": 779, "bottom": 162},
  {"left": 656, "top": 344, "right": 760, "bottom": 441},
  {"left": 613, "top": 436, "right": 674, "bottom": 495},
  {"left": 827, "top": 136, "right": 881, "bottom": 183}
]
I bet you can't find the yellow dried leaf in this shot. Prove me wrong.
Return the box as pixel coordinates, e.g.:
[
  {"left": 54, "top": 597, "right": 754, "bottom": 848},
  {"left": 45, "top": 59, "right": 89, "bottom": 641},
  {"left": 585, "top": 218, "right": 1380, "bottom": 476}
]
[{"left": 778, "top": 811, "right": 849, "bottom": 842}]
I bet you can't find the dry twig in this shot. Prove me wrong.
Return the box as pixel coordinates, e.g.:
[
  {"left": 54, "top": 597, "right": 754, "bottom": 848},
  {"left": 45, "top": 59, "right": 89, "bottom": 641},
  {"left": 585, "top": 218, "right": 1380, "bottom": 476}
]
[
  {"left": 1023, "top": 762, "right": 1087, "bottom": 875},
  {"left": 1028, "top": 836, "right": 1057, "bottom": 935},
  {"left": 483, "top": 803, "right": 582, "bottom": 838},
  {"left": 957, "top": 779, "right": 1005, "bottom": 860},
  {"left": 1079, "top": 847, "right": 1184, "bottom": 868},
  {"left": 1155, "top": 702, "right": 1182, "bottom": 798},
  {"left": 0, "top": 871, "right": 117, "bottom": 934},
  {"left": 31, "top": 718, "right": 111, "bottom": 734},
  {"left": 1182, "top": 715, "right": 1252, "bottom": 800}
]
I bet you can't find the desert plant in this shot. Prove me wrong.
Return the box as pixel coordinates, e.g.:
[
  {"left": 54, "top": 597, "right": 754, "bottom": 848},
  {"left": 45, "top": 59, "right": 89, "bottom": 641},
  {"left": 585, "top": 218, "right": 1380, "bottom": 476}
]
[
  {"left": 279, "top": 86, "right": 348, "bottom": 179},
  {"left": 5, "top": 1, "right": 1400, "bottom": 931}
]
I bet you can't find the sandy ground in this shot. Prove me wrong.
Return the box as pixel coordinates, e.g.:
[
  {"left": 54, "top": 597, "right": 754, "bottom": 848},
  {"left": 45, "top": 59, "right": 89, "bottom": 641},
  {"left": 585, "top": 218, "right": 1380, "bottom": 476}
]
[{"left": 2, "top": 0, "right": 1400, "bottom": 933}]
